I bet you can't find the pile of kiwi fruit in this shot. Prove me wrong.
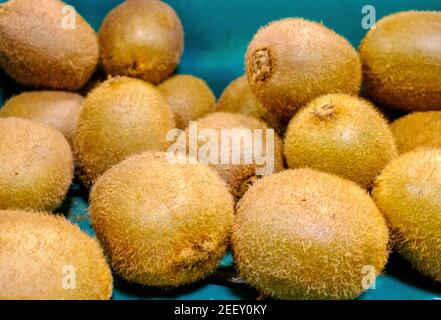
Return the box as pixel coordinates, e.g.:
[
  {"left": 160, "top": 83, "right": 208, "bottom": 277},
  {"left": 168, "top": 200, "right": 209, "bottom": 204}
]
[{"left": 0, "top": 0, "right": 440, "bottom": 301}]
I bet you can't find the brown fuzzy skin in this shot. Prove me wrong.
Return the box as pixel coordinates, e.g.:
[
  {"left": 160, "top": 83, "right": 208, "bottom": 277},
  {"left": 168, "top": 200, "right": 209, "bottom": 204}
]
[
  {"left": 73, "top": 76, "right": 175, "bottom": 187},
  {"left": 158, "top": 75, "right": 215, "bottom": 129},
  {"left": 391, "top": 112, "right": 441, "bottom": 154},
  {"left": 99, "top": 0, "right": 184, "bottom": 84},
  {"left": 0, "top": 0, "right": 99, "bottom": 90},
  {"left": 245, "top": 18, "right": 361, "bottom": 125},
  {"left": 90, "top": 151, "right": 234, "bottom": 287},
  {"left": 232, "top": 169, "right": 390, "bottom": 300},
  {"left": 0, "top": 210, "right": 112, "bottom": 300},
  {"left": 360, "top": 11, "right": 441, "bottom": 112},
  {"left": 0, "top": 91, "right": 83, "bottom": 146},
  {"left": 372, "top": 149, "right": 441, "bottom": 282},
  {"left": 284, "top": 94, "right": 398, "bottom": 189},
  {"left": 184, "top": 112, "right": 285, "bottom": 199},
  {"left": 0, "top": 118, "right": 73, "bottom": 211}
]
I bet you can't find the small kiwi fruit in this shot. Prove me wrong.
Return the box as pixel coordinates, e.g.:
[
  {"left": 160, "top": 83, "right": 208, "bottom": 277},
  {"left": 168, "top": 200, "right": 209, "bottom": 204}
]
[
  {"left": 359, "top": 11, "right": 441, "bottom": 112},
  {"left": 90, "top": 151, "right": 234, "bottom": 287},
  {"left": 245, "top": 18, "right": 361, "bottom": 125},
  {"left": 284, "top": 94, "right": 397, "bottom": 188},
  {"left": 183, "top": 112, "right": 284, "bottom": 199},
  {"left": 232, "top": 168, "right": 389, "bottom": 300},
  {"left": 372, "top": 149, "right": 441, "bottom": 282},
  {"left": 0, "top": 91, "right": 83, "bottom": 145},
  {"left": 0, "top": 210, "right": 112, "bottom": 300},
  {"left": 0, "top": 0, "right": 99, "bottom": 90},
  {"left": 99, "top": 0, "right": 184, "bottom": 84},
  {"left": 0, "top": 118, "right": 73, "bottom": 211},
  {"left": 158, "top": 75, "right": 215, "bottom": 129},
  {"left": 73, "top": 76, "right": 175, "bottom": 187}
]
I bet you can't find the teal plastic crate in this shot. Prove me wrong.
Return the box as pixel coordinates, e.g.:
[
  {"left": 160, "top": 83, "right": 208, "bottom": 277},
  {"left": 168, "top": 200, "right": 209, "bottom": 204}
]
[{"left": 1, "top": 0, "right": 441, "bottom": 300}]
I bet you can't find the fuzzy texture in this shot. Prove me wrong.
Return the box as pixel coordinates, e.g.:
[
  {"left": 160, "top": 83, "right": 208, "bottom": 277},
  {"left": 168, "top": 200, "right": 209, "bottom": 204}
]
[
  {"left": 372, "top": 149, "right": 441, "bottom": 282},
  {"left": 0, "top": 91, "right": 83, "bottom": 146},
  {"left": 99, "top": 0, "right": 184, "bottom": 84},
  {"left": 284, "top": 94, "right": 398, "bottom": 188},
  {"left": 158, "top": 75, "right": 215, "bottom": 129},
  {"left": 360, "top": 11, "right": 441, "bottom": 112},
  {"left": 232, "top": 169, "right": 390, "bottom": 300},
  {"left": 73, "top": 76, "right": 175, "bottom": 187},
  {"left": 0, "top": 210, "right": 112, "bottom": 300},
  {"left": 245, "top": 18, "right": 361, "bottom": 126},
  {"left": 0, "top": 118, "right": 73, "bottom": 211},
  {"left": 391, "top": 112, "right": 441, "bottom": 154},
  {"left": 0, "top": 0, "right": 99, "bottom": 90},
  {"left": 183, "top": 112, "right": 284, "bottom": 199},
  {"left": 89, "top": 151, "right": 234, "bottom": 287}
]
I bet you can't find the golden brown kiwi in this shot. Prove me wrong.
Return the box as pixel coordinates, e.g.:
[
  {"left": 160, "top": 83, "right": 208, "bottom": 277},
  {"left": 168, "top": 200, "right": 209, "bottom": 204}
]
[
  {"left": 73, "top": 76, "right": 175, "bottom": 187},
  {"left": 0, "top": 118, "right": 73, "bottom": 211},
  {"left": 99, "top": 0, "right": 184, "bottom": 84},
  {"left": 245, "top": 18, "right": 361, "bottom": 126},
  {"left": 0, "top": 91, "right": 83, "bottom": 145},
  {"left": 0, "top": 210, "right": 112, "bottom": 300},
  {"left": 158, "top": 75, "right": 215, "bottom": 129},
  {"left": 90, "top": 151, "right": 234, "bottom": 287},
  {"left": 0, "top": 0, "right": 99, "bottom": 90},
  {"left": 360, "top": 11, "right": 441, "bottom": 111}
]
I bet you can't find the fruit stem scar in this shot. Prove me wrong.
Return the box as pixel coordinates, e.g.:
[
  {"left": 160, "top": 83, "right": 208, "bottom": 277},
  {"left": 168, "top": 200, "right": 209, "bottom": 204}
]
[
  {"left": 312, "top": 102, "right": 336, "bottom": 120},
  {"left": 251, "top": 48, "right": 272, "bottom": 82}
]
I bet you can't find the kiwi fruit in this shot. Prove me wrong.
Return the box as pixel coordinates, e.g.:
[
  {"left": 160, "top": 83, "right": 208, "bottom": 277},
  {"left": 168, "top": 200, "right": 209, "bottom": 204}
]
[
  {"left": 99, "top": 0, "right": 184, "bottom": 84},
  {"left": 391, "top": 112, "right": 441, "bottom": 154},
  {"left": 372, "top": 149, "right": 441, "bottom": 282},
  {"left": 284, "top": 94, "right": 398, "bottom": 188},
  {"left": 73, "top": 76, "right": 175, "bottom": 187},
  {"left": 90, "top": 151, "right": 234, "bottom": 287},
  {"left": 158, "top": 75, "right": 215, "bottom": 129},
  {"left": 0, "top": 118, "right": 73, "bottom": 211},
  {"left": 0, "top": 210, "right": 112, "bottom": 299},
  {"left": 0, "top": 91, "right": 83, "bottom": 145},
  {"left": 183, "top": 112, "right": 284, "bottom": 199},
  {"left": 360, "top": 11, "right": 441, "bottom": 112},
  {"left": 232, "top": 168, "right": 389, "bottom": 300},
  {"left": 245, "top": 18, "right": 361, "bottom": 125},
  {"left": 0, "top": 0, "right": 99, "bottom": 90}
]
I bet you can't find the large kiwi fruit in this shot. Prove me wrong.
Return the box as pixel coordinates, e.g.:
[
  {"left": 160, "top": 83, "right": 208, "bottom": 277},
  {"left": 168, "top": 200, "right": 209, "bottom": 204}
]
[
  {"left": 73, "top": 76, "right": 175, "bottom": 187},
  {"left": 0, "top": 118, "right": 73, "bottom": 211},
  {"left": 158, "top": 75, "right": 215, "bottom": 129},
  {"left": 372, "top": 149, "right": 441, "bottom": 282},
  {"left": 359, "top": 11, "right": 441, "bottom": 112},
  {"left": 99, "top": 0, "right": 184, "bottom": 84},
  {"left": 284, "top": 94, "right": 397, "bottom": 188},
  {"left": 245, "top": 18, "right": 361, "bottom": 125},
  {"left": 90, "top": 151, "right": 234, "bottom": 287},
  {"left": 232, "top": 168, "right": 389, "bottom": 300},
  {"left": 0, "top": 210, "right": 112, "bottom": 300},
  {"left": 0, "top": 0, "right": 99, "bottom": 90},
  {"left": 0, "top": 91, "right": 83, "bottom": 145}
]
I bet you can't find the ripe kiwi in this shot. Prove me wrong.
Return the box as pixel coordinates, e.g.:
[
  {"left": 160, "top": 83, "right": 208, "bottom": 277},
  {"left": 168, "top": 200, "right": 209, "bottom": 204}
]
[
  {"left": 73, "top": 76, "right": 175, "bottom": 187},
  {"left": 90, "top": 151, "right": 234, "bottom": 287},
  {"left": 372, "top": 149, "right": 441, "bottom": 282},
  {"left": 99, "top": 0, "right": 184, "bottom": 84},
  {"left": 0, "top": 210, "right": 112, "bottom": 300},
  {"left": 0, "top": 91, "right": 83, "bottom": 145},
  {"left": 0, "top": 0, "right": 99, "bottom": 90},
  {"left": 183, "top": 112, "right": 284, "bottom": 199},
  {"left": 158, "top": 75, "right": 215, "bottom": 129},
  {"left": 245, "top": 18, "right": 361, "bottom": 125},
  {"left": 360, "top": 11, "right": 441, "bottom": 112},
  {"left": 0, "top": 118, "right": 73, "bottom": 211},
  {"left": 391, "top": 112, "right": 441, "bottom": 154},
  {"left": 284, "top": 94, "right": 397, "bottom": 188},
  {"left": 232, "top": 168, "right": 389, "bottom": 300}
]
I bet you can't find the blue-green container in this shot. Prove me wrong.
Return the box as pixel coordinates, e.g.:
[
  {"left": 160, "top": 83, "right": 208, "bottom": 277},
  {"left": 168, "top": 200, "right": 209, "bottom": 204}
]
[{"left": 1, "top": 0, "right": 441, "bottom": 300}]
